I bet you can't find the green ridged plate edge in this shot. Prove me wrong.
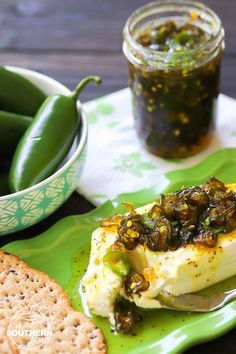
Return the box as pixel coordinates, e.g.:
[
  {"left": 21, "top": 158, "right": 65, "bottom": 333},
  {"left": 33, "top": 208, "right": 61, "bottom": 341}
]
[{"left": 3, "top": 148, "right": 236, "bottom": 354}]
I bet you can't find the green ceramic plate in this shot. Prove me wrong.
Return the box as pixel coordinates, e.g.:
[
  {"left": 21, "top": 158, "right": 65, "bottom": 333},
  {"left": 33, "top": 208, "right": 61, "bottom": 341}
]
[{"left": 3, "top": 148, "right": 236, "bottom": 354}]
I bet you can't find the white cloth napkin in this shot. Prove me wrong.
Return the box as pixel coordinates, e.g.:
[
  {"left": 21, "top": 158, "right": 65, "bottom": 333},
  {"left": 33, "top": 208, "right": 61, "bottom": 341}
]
[{"left": 78, "top": 88, "right": 236, "bottom": 205}]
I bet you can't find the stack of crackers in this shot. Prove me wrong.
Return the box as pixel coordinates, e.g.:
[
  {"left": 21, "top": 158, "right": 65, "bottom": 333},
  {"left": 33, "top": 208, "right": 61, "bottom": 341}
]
[{"left": 0, "top": 250, "right": 106, "bottom": 353}]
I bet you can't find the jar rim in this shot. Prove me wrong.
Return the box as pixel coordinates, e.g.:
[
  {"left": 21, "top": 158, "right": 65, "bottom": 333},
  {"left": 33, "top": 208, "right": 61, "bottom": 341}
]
[{"left": 123, "top": 0, "right": 224, "bottom": 69}]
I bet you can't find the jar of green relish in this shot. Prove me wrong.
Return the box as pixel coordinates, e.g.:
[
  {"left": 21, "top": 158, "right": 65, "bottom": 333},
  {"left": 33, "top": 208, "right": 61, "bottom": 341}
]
[{"left": 123, "top": 0, "right": 225, "bottom": 158}]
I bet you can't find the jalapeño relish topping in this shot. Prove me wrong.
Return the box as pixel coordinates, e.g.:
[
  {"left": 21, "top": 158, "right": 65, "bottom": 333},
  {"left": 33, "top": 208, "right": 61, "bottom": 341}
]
[
  {"left": 101, "top": 178, "right": 235, "bottom": 334},
  {"left": 138, "top": 21, "right": 210, "bottom": 53},
  {"left": 114, "top": 301, "right": 142, "bottom": 334},
  {"left": 116, "top": 178, "right": 236, "bottom": 252}
]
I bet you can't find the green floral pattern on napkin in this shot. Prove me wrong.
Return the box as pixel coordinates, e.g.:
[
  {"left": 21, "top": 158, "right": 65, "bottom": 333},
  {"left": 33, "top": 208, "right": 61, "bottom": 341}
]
[
  {"left": 86, "top": 101, "right": 115, "bottom": 124},
  {"left": 107, "top": 121, "right": 120, "bottom": 129},
  {"left": 114, "top": 153, "right": 155, "bottom": 177},
  {"left": 231, "top": 130, "right": 236, "bottom": 136},
  {"left": 96, "top": 102, "right": 114, "bottom": 115},
  {"left": 79, "top": 89, "right": 236, "bottom": 206}
]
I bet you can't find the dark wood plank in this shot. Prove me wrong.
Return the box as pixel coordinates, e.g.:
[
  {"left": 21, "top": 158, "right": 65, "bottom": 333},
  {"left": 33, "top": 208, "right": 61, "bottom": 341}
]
[
  {"left": 0, "top": 52, "right": 235, "bottom": 101},
  {"left": 0, "top": 52, "right": 127, "bottom": 100},
  {"left": 221, "top": 55, "right": 236, "bottom": 99},
  {"left": 185, "top": 330, "right": 236, "bottom": 354},
  {"left": 0, "top": 0, "right": 235, "bottom": 54}
]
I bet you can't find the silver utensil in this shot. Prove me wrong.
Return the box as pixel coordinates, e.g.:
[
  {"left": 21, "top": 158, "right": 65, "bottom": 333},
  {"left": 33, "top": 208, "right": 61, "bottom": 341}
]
[{"left": 158, "top": 288, "right": 236, "bottom": 312}]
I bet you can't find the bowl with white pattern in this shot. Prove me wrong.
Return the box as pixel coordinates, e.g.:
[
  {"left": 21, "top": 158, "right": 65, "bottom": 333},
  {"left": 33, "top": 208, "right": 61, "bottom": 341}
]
[{"left": 0, "top": 66, "right": 88, "bottom": 235}]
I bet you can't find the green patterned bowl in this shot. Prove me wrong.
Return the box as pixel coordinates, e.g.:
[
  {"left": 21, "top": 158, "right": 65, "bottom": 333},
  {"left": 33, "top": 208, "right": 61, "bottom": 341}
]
[{"left": 0, "top": 66, "right": 88, "bottom": 236}]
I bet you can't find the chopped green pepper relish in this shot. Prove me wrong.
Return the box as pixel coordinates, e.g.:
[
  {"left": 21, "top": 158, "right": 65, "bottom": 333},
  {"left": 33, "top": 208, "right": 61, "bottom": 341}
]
[
  {"left": 138, "top": 21, "right": 209, "bottom": 52},
  {"left": 123, "top": 1, "right": 225, "bottom": 158}
]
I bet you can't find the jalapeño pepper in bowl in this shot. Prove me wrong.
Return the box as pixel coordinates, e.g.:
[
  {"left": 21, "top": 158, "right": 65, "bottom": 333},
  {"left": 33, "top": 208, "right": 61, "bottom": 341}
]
[
  {"left": 0, "top": 111, "right": 32, "bottom": 157},
  {"left": 0, "top": 66, "right": 46, "bottom": 115},
  {"left": 10, "top": 76, "right": 101, "bottom": 192},
  {"left": 123, "top": 1, "right": 225, "bottom": 158}
]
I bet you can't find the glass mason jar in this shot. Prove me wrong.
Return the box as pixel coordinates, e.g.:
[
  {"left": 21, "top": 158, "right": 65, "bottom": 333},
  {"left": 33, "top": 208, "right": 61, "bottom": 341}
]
[{"left": 123, "top": 0, "right": 225, "bottom": 158}]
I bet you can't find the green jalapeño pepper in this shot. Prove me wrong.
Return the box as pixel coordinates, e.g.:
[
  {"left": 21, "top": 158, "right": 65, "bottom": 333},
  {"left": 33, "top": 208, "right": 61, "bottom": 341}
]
[
  {"left": 0, "top": 111, "right": 32, "bottom": 157},
  {"left": 9, "top": 76, "right": 101, "bottom": 192},
  {"left": 0, "top": 67, "right": 46, "bottom": 115},
  {"left": 103, "top": 251, "right": 131, "bottom": 277}
]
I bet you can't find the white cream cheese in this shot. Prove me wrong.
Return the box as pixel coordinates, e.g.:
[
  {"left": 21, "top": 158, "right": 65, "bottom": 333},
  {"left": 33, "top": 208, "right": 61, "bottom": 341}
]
[{"left": 83, "top": 184, "right": 236, "bottom": 320}]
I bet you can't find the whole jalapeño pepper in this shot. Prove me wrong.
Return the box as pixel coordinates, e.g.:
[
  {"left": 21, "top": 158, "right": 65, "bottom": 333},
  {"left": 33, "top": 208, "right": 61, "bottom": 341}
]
[
  {"left": 10, "top": 76, "right": 101, "bottom": 192},
  {"left": 0, "top": 67, "right": 46, "bottom": 115},
  {"left": 0, "top": 111, "right": 32, "bottom": 157}
]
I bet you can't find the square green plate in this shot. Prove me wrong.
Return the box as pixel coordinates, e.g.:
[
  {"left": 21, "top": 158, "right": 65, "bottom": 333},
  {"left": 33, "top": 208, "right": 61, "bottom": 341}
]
[{"left": 3, "top": 148, "right": 236, "bottom": 354}]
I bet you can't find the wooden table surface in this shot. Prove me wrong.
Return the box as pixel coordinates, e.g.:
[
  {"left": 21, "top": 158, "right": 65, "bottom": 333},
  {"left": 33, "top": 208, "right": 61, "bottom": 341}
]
[{"left": 0, "top": 0, "right": 235, "bottom": 352}]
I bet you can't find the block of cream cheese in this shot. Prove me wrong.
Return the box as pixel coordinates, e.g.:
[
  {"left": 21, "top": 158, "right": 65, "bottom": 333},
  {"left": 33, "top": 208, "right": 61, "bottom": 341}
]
[{"left": 83, "top": 184, "right": 236, "bottom": 324}]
